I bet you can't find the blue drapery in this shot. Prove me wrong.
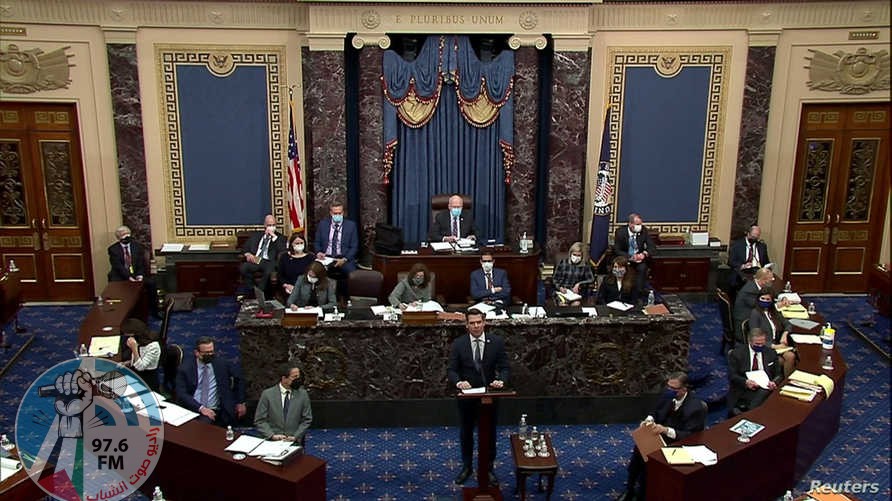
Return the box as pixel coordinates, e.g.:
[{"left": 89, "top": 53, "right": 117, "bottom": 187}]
[{"left": 382, "top": 35, "right": 514, "bottom": 245}]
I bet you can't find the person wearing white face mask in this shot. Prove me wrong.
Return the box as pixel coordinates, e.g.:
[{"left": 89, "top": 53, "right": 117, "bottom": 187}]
[
  {"left": 240, "top": 214, "right": 287, "bottom": 293},
  {"left": 278, "top": 234, "right": 315, "bottom": 296},
  {"left": 287, "top": 261, "right": 337, "bottom": 309},
  {"left": 613, "top": 212, "right": 656, "bottom": 295},
  {"left": 552, "top": 241, "right": 594, "bottom": 306},
  {"left": 469, "top": 252, "right": 511, "bottom": 304}
]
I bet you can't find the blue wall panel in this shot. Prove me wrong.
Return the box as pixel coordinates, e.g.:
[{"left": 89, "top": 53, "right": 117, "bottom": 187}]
[
  {"left": 177, "top": 65, "right": 271, "bottom": 226},
  {"left": 616, "top": 66, "right": 710, "bottom": 224}
]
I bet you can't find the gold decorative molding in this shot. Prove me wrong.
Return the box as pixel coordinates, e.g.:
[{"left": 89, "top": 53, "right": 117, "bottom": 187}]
[
  {"left": 805, "top": 47, "right": 890, "bottom": 95},
  {"left": 0, "top": 44, "right": 74, "bottom": 94}
]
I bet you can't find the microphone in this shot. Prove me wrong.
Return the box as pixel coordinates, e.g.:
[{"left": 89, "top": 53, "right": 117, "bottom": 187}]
[{"left": 37, "top": 371, "right": 128, "bottom": 399}]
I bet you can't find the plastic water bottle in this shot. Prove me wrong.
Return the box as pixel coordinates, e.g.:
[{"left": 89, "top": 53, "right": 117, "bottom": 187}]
[
  {"left": 0, "top": 434, "right": 12, "bottom": 458},
  {"left": 520, "top": 232, "right": 529, "bottom": 253},
  {"left": 647, "top": 290, "right": 655, "bottom": 306},
  {"left": 96, "top": 295, "right": 104, "bottom": 306},
  {"left": 151, "top": 486, "right": 165, "bottom": 501},
  {"left": 347, "top": 300, "right": 352, "bottom": 309},
  {"left": 333, "top": 305, "right": 339, "bottom": 320},
  {"left": 522, "top": 303, "right": 528, "bottom": 316},
  {"left": 784, "top": 281, "right": 792, "bottom": 293},
  {"left": 79, "top": 344, "right": 88, "bottom": 357},
  {"left": 530, "top": 426, "right": 539, "bottom": 443},
  {"left": 225, "top": 425, "right": 235, "bottom": 441},
  {"left": 7, "top": 259, "right": 18, "bottom": 272},
  {"left": 782, "top": 490, "right": 793, "bottom": 501},
  {"left": 518, "top": 414, "right": 528, "bottom": 440}
]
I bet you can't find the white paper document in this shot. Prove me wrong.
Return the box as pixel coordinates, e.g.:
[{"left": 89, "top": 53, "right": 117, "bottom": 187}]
[
  {"left": 607, "top": 301, "right": 635, "bottom": 311},
  {"left": 582, "top": 307, "right": 598, "bottom": 317},
  {"left": 485, "top": 310, "right": 510, "bottom": 320},
  {"left": 790, "top": 334, "right": 822, "bottom": 345},
  {"left": 789, "top": 318, "right": 820, "bottom": 330},
  {"left": 1, "top": 457, "right": 22, "bottom": 481},
  {"left": 316, "top": 256, "right": 335, "bottom": 266},
  {"left": 745, "top": 369, "right": 771, "bottom": 390},
  {"left": 371, "top": 305, "right": 390, "bottom": 316},
  {"left": 187, "top": 243, "right": 210, "bottom": 251},
  {"left": 456, "top": 238, "right": 475, "bottom": 248},
  {"left": 88, "top": 336, "right": 120, "bottom": 357},
  {"left": 461, "top": 387, "right": 487, "bottom": 394},
  {"left": 682, "top": 445, "right": 718, "bottom": 465},
  {"left": 470, "top": 302, "right": 496, "bottom": 312},
  {"left": 157, "top": 401, "right": 199, "bottom": 426},
  {"left": 286, "top": 306, "right": 324, "bottom": 318},
  {"left": 404, "top": 300, "right": 444, "bottom": 312},
  {"left": 160, "top": 243, "right": 185, "bottom": 253},
  {"left": 777, "top": 292, "right": 802, "bottom": 304},
  {"left": 429, "top": 242, "right": 453, "bottom": 252},
  {"left": 556, "top": 289, "right": 582, "bottom": 302},
  {"left": 249, "top": 440, "right": 293, "bottom": 458},
  {"left": 225, "top": 435, "right": 266, "bottom": 454}
]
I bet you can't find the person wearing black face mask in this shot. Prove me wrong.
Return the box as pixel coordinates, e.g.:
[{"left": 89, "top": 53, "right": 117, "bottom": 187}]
[
  {"left": 107, "top": 225, "right": 160, "bottom": 318},
  {"left": 750, "top": 288, "right": 796, "bottom": 377},
  {"left": 727, "top": 328, "right": 782, "bottom": 417},
  {"left": 255, "top": 365, "right": 313, "bottom": 444},
  {"left": 728, "top": 224, "right": 770, "bottom": 289},
  {"left": 620, "top": 372, "right": 706, "bottom": 501},
  {"left": 175, "top": 336, "right": 246, "bottom": 426}
]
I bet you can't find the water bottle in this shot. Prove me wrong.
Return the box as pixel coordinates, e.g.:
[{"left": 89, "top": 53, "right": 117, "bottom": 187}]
[
  {"left": 333, "top": 305, "right": 339, "bottom": 320},
  {"left": 96, "top": 295, "right": 104, "bottom": 306},
  {"left": 225, "top": 425, "right": 235, "bottom": 441},
  {"left": 822, "top": 355, "right": 834, "bottom": 371},
  {"left": 151, "top": 486, "right": 165, "bottom": 501},
  {"left": 7, "top": 259, "right": 18, "bottom": 272},
  {"left": 0, "top": 434, "right": 11, "bottom": 458},
  {"left": 79, "top": 344, "right": 88, "bottom": 357},
  {"left": 520, "top": 232, "right": 529, "bottom": 253},
  {"left": 521, "top": 303, "right": 528, "bottom": 316},
  {"left": 347, "top": 300, "right": 353, "bottom": 309},
  {"left": 530, "top": 426, "right": 539, "bottom": 443},
  {"left": 783, "top": 281, "right": 792, "bottom": 293},
  {"left": 782, "top": 490, "right": 793, "bottom": 501},
  {"left": 647, "top": 290, "right": 655, "bottom": 306},
  {"left": 518, "top": 414, "right": 528, "bottom": 440}
]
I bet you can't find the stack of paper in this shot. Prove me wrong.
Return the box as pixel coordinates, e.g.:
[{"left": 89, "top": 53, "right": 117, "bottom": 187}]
[
  {"left": 607, "top": 301, "right": 634, "bottom": 311},
  {"left": 1, "top": 457, "right": 22, "bottom": 481},
  {"left": 582, "top": 307, "right": 598, "bottom": 317},
  {"left": 745, "top": 370, "right": 771, "bottom": 390},
  {"left": 224, "top": 435, "right": 266, "bottom": 454},
  {"left": 285, "top": 306, "right": 323, "bottom": 318},
  {"left": 404, "top": 301, "right": 444, "bottom": 312},
  {"left": 789, "top": 318, "right": 820, "bottom": 330},
  {"left": 555, "top": 290, "right": 582, "bottom": 303},
  {"left": 160, "top": 243, "right": 185, "bottom": 253},
  {"left": 470, "top": 302, "right": 496, "bottom": 313},
  {"left": 485, "top": 310, "right": 510, "bottom": 320},
  {"left": 683, "top": 445, "right": 718, "bottom": 465},
  {"left": 187, "top": 243, "right": 210, "bottom": 251},
  {"left": 789, "top": 370, "right": 835, "bottom": 397},
  {"left": 260, "top": 445, "right": 302, "bottom": 466},
  {"left": 779, "top": 384, "right": 817, "bottom": 402},
  {"left": 779, "top": 304, "right": 809, "bottom": 319},
  {"left": 430, "top": 242, "right": 453, "bottom": 252},
  {"left": 790, "top": 333, "right": 822, "bottom": 345},
  {"left": 88, "top": 336, "right": 120, "bottom": 357},
  {"left": 157, "top": 401, "right": 199, "bottom": 426},
  {"left": 661, "top": 447, "right": 695, "bottom": 465}
]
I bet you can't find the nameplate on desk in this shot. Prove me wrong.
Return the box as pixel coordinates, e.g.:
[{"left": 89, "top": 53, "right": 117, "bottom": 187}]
[
  {"left": 401, "top": 311, "right": 439, "bottom": 325},
  {"left": 282, "top": 311, "right": 318, "bottom": 327}
]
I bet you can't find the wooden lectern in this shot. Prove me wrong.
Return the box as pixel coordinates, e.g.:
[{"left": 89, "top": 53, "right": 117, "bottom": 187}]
[{"left": 458, "top": 389, "right": 516, "bottom": 501}]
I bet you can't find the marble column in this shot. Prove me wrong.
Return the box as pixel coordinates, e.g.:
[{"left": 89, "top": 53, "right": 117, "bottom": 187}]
[
  {"left": 731, "top": 46, "right": 776, "bottom": 238},
  {"left": 302, "top": 48, "right": 347, "bottom": 232},
  {"left": 357, "top": 47, "right": 386, "bottom": 251},
  {"left": 506, "top": 47, "right": 539, "bottom": 246},
  {"left": 107, "top": 44, "right": 150, "bottom": 244},
  {"left": 545, "top": 50, "right": 591, "bottom": 260}
]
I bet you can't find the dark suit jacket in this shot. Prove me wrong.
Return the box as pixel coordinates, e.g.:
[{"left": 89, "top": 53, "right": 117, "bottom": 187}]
[
  {"left": 176, "top": 355, "right": 245, "bottom": 426},
  {"left": 651, "top": 393, "right": 707, "bottom": 444},
  {"left": 727, "top": 343, "right": 782, "bottom": 409},
  {"left": 596, "top": 276, "right": 640, "bottom": 305},
  {"left": 470, "top": 267, "right": 511, "bottom": 303},
  {"left": 254, "top": 384, "right": 312, "bottom": 440},
  {"left": 749, "top": 308, "right": 792, "bottom": 344},
  {"left": 614, "top": 226, "right": 656, "bottom": 258},
  {"left": 314, "top": 217, "right": 359, "bottom": 272},
  {"left": 108, "top": 241, "right": 147, "bottom": 281},
  {"left": 241, "top": 231, "right": 287, "bottom": 263},
  {"left": 733, "top": 279, "right": 762, "bottom": 325},
  {"left": 729, "top": 238, "right": 770, "bottom": 271},
  {"left": 429, "top": 209, "right": 478, "bottom": 241},
  {"left": 447, "top": 332, "right": 510, "bottom": 388}
]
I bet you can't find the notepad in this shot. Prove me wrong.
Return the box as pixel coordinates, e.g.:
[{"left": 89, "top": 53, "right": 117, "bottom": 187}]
[
  {"left": 1, "top": 457, "right": 22, "bottom": 481},
  {"left": 187, "top": 243, "right": 210, "bottom": 251},
  {"left": 745, "top": 369, "right": 771, "bottom": 390},
  {"left": 430, "top": 242, "right": 454, "bottom": 252},
  {"left": 607, "top": 301, "right": 634, "bottom": 311},
  {"left": 779, "top": 384, "right": 817, "bottom": 402},
  {"left": 789, "top": 370, "right": 835, "bottom": 397},
  {"left": 88, "top": 336, "right": 120, "bottom": 357},
  {"left": 661, "top": 447, "right": 695, "bottom": 465},
  {"left": 225, "top": 435, "right": 266, "bottom": 454},
  {"left": 556, "top": 289, "right": 582, "bottom": 302}
]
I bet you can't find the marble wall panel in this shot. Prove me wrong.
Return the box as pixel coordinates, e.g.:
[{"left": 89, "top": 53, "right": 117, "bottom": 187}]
[
  {"left": 545, "top": 50, "right": 591, "bottom": 260},
  {"left": 302, "top": 48, "right": 347, "bottom": 235},
  {"left": 731, "top": 46, "right": 776, "bottom": 238},
  {"left": 357, "top": 47, "right": 386, "bottom": 252},
  {"left": 506, "top": 47, "right": 539, "bottom": 246},
  {"left": 107, "top": 44, "right": 150, "bottom": 244}
]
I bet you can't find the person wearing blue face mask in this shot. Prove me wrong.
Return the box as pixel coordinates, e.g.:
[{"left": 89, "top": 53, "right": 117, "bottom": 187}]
[
  {"left": 429, "top": 194, "right": 478, "bottom": 243},
  {"left": 314, "top": 202, "right": 359, "bottom": 278},
  {"left": 727, "top": 328, "right": 782, "bottom": 417},
  {"left": 620, "top": 372, "right": 706, "bottom": 501}
]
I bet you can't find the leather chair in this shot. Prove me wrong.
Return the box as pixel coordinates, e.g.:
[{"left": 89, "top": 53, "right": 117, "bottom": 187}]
[
  {"left": 430, "top": 193, "right": 472, "bottom": 228},
  {"left": 162, "top": 343, "right": 184, "bottom": 399},
  {"left": 347, "top": 269, "right": 384, "bottom": 307},
  {"left": 716, "top": 288, "right": 735, "bottom": 354},
  {"left": 158, "top": 296, "right": 176, "bottom": 347}
]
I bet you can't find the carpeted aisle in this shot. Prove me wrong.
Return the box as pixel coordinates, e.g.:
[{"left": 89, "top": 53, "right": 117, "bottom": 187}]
[{"left": 1, "top": 295, "right": 888, "bottom": 500}]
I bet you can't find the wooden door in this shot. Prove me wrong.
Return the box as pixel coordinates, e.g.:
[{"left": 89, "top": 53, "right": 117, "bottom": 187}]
[
  {"left": 0, "top": 102, "right": 94, "bottom": 301},
  {"left": 785, "top": 103, "right": 890, "bottom": 292}
]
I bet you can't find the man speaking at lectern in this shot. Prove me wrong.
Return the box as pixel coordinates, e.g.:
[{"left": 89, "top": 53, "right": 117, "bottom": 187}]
[{"left": 448, "top": 309, "right": 510, "bottom": 486}]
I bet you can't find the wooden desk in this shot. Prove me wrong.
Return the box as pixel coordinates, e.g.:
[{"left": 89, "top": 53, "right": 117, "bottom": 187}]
[
  {"left": 510, "top": 433, "right": 559, "bottom": 500},
  {"left": 646, "top": 340, "right": 847, "bottom": 501},
  {"left": 157, "top": 247, "right": 242, "bottom": 297},
  {"left": 149, "top": 419, "right": 326, "bottom": 500},
  {"left": 78, "top": 281, "right": 145, "bottom": 349},
  {"left": 0, "top": 448, "right": 43, "bottom": 501},
  {"left": 372, "top": 248, "right": 540, "bottom": 304}
]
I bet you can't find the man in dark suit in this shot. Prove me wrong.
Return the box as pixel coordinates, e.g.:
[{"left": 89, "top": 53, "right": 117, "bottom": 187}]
[
  {"left": 621, "top": 372, "right": 706, "bottom": 501},
  {"left": 429, "top": 194, "right": 478, "bottom": 242},
  {"left": 448, "top": 309, "right": 510, "bottom": 486},
  {"left": 175, "top": 336, "right": 246, "bottom": 426},
  {"left": 107, "top": 225, "right": 159, "bottom": 317},
  {"left": 733, "top": 267, "right": 777, "bottom": 343},
  {"left": 728, "top": 225, "right": 770, "bottom": 289},
  {"left": 613, "top": 213, "right": 656, "bottom": 294},
  {"left": 240, "top": 214, "right": 287, "bottom": 292},
  {"left": 727, "top": 328, "right": 783, "bottom": 414},
  {"left": 470, "top": 252, "right": 511, "bottom": 305},
  {"left": 314, "top": 202, "right": 359, "bottom": 274},
  {"left": 254, "top": 364, "right": 312, "bottom": 444}
]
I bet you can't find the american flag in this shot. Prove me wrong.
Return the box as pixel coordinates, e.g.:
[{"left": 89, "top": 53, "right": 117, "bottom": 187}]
[{"left": 287, "top": 97, "right": 305, "bottom": 233}]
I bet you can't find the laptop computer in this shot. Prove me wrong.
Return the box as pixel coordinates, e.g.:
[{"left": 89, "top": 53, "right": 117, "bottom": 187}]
[
  {"left": 344, "top": 307, "right": 377, "bottom": 321},
  {"left": 253, "top": 287, "right": 284, "bottom": 313}
]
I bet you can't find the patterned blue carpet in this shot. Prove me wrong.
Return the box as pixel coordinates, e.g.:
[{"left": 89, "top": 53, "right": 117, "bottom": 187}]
[{"left": 1, "top": 295, "right": 888, "bottom": 500}]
